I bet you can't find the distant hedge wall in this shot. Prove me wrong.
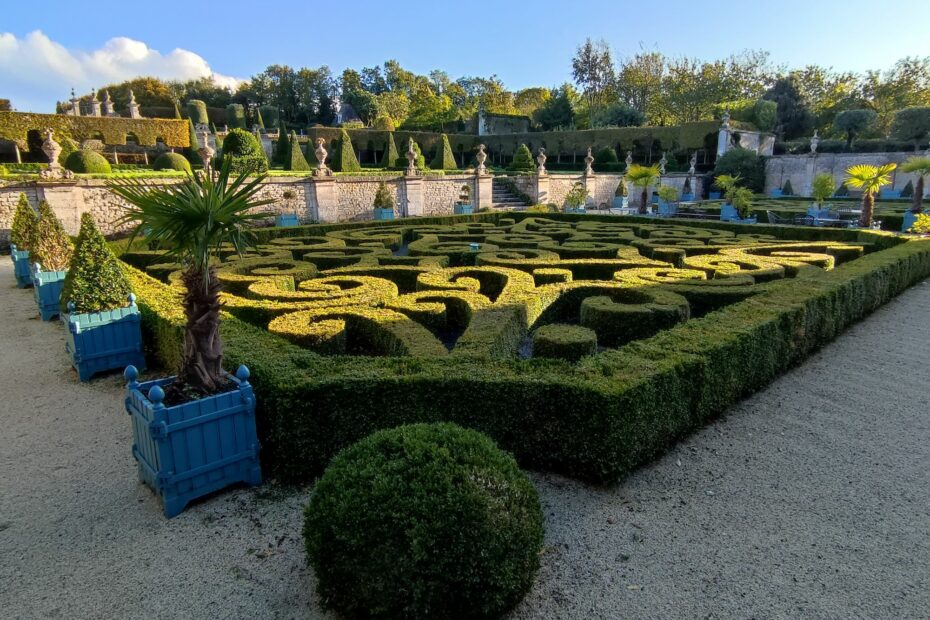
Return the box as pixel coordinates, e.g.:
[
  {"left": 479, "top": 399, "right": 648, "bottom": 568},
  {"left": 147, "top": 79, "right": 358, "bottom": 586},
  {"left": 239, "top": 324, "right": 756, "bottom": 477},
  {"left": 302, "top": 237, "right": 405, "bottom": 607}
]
[{"left": 0, "top": 111, "right": 190, "bottom": 148}]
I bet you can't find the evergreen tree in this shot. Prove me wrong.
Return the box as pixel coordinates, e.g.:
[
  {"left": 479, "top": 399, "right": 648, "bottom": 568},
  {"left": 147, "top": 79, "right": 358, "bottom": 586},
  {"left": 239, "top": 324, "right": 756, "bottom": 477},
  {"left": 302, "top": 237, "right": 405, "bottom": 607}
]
[
  {"left": 254, "top": 129, "right": 268, "bottom": 163},
  {"left": 209, "top": 122, "right": 218, "bottom": 135},
  {"left": 10, "top": 193, "right": 38, "bottom": 251},
  {"left": 305, "top": 138, "right": 319, "bottom": 166},
  {"left": 381, "top": 132, "right": 399, "bottom": 168},
  {"left": 508, "top": 144, "right": 536, "bottom": 172},
  {"left": 60, "top": 213, "right": 133, "bottom": 313},
  {"left": 186, "top": 119, "right": 202, "bottom": 166},
  {"left": 429, "top": 134, "right": 457, "bottom": 170},
  {"left": 332, "top": 129, "right": 361, "bottom": 172},
  {"left": 273, "top": 120, "right": 290, "bottom": 165},
  {"left": 286, "top": 131, "right": 312, "bottom": 171},
  {"left": 173, "top": 102, "right": 182, "bottom": 119},
  {"left": 31, "top": 201, "right": 73, "bottom": 271},
  {"left": 226, "top": 103, "right": 247, "bottom": 129},
  {"left": 254, "top": 107, "right": 265, "bottom": 129}
]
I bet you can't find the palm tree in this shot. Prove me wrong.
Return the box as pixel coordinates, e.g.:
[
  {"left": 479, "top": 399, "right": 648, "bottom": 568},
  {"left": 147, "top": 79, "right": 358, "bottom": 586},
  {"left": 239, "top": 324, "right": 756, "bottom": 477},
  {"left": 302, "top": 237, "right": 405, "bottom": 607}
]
[
  {"left": 900, "top": 156, "right": 930, "bottom": 213},
  {"left": 626, "top": 164, "right": 661, "bottom": 214},
  {"left": 844, "top": 163, "right": 897, "bottom": 228},
  {"left": 109, "top": 161, "right": 272, "bottom": 394}
]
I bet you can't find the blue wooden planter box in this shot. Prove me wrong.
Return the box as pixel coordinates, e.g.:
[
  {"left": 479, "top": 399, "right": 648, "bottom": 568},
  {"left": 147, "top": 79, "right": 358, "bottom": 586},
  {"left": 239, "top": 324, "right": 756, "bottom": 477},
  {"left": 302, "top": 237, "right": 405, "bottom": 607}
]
[
  {"left": 680, "top": 193, "right": 695, "bottom": 202},
  {"left": 770, "top": 188, "right": 783, "bottom": 198},
  {"left": 565, "top": 206, "right": 587, "bottom": 214},
  {"left": 720, "top": 204, "right": 757, "bottom": 224},
  {"left": 64, "top": 295, "right": 146, "bottom": 381},
  {"left": 657, "top": 200, "right": 678, "bottom": 217},
  {"left": 902, "top": 210, "right": 921, "bottom": 232},
  {"left": 612, "top": 196, "right": 629, "bottom": 209},
  {"left": 124, "top": 364, "right": 262, "bottom": 518},
  {"left": 373, "top": 207, "right": 394, "bottom": 220},
  {"left": 32, "top": 264, "right": 67, "bottom": 321},
  {"left": 709, "top": 191, "right": 722, "bottom": 200},
  {"left": 880, "top": 189, "right": 902, "bottom": 199},
  {"left": 10, "top": 245, "right": 32, "bottom": 288},
  {"left": 453, "top": 203, "right": 474, "bottom": 215},
  {"left": 275, "top": 213, "right": 300, "bottom": 227}
]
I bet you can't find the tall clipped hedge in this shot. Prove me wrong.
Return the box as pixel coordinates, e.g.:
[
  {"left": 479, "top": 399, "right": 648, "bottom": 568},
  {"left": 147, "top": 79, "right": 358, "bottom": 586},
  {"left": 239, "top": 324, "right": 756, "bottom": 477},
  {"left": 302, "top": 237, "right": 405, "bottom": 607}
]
[
  {"left": 61, "top": 213, "right": 132, "bottom": 313},
  {"left": 429, "top": 133, "right": 457, "bottom": 170},
  {"left": 10, "top": 193, "right": 37, "bottom": 251},
  {"left": 31, "top": 201, "right": 72, "bottom": 271},
  {"left": 187, "top": 100, "right": 209, "bottom": 126},
  {"left": 285, "top": 130, "right": 311, "bottom": 171},
  {"left": 273, "top": 121, "right": 289, "bottom": 165},
  {"left": 381, "top": 132, "right": 399, "bottom": 168},
  {"left": 509, "top": 144, "right": 536, "bottom": 172},
  {"left": 332, "top": 128, "right": 361, "bottom": 173},
  {"left": 186, "top": 119, "right": 202, "bottom": 167},
  {"left": 304, "top": 423, "right": 543, "bottom": 619},
  {"left": 226, "top": 103, "right": 247, "bottom": 129},
  {"left": 221, "top": 128, "right": 268, "bottom": 175}
]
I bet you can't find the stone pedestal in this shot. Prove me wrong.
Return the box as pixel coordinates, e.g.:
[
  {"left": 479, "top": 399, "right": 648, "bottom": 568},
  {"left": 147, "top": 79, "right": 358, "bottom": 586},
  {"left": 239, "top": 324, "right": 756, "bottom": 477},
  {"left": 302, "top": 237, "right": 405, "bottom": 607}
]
[
  {"left": 804, "top": 155, "right": 816, "bottom": 197},
  {"left": 311, "top": 177, "right": 337, "bottom": 222},
  {"left": 403, "top": 176, "right": 424, "bottom": 217},
  {"left": 583, "top": 174, "right": 596, "bottom": 206},
  {"left": 38, "top": 185, "right": 84, "bottom": 235},
  {"left": 717, "top": 127, "right": 731, "bottom": 157},
  {"left": 476, "top": 174, "right": 493, "bottom": 211},
  {"left": 534, "top": 174, "right": 550, "bottom": 205}
]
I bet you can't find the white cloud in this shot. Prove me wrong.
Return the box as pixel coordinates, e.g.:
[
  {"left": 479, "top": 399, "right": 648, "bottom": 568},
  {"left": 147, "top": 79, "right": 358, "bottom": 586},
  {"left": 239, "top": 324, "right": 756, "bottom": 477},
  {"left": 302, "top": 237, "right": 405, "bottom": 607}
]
[{"left": 0, "top": 31, "right": 245, "bottom": 112}]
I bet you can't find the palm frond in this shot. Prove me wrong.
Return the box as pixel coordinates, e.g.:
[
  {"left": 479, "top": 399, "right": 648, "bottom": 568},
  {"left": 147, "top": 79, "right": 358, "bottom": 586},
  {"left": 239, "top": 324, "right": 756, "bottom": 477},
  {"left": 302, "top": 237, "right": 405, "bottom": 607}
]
[
  {"left": 844, "top": 163, "right": 897, "bottom": 194},
  {"left": 900, "top": 156, "right": 930, "bottom": 175}
]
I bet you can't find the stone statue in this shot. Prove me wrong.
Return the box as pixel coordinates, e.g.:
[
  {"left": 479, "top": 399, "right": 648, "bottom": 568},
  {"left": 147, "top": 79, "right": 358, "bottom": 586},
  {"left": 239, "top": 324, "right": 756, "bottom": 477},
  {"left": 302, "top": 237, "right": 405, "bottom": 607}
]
[
  {"left": 197, "top": 130, "right": 215, "bottom": 172},
  {"left": 810, "top": 130, "right": 820, "bottom": 154},
  {"left": 721, "top": 108, "right": 731, "bottom": 129},
  {"left": 475, "top": 144, "right": 488, "bottom": 175},
  {"left": 128, "top": 89, "right": 142, "bottom": 119},
  {"left": 313, "top": 138, "right": 332, "bottom": 176},
  {"left": 536, "top": 147, "right": 547, "bottom": 175},
  {"left": 101, "top": 90, "right": 115, "bottom": 117},
  {"left": 688, "top": 152, "right": 697, "bottom": 176},
  {"left": 39, "top": 129, "right": 74, "bottom": 180},
  {"left": 583, "top": 147, "right": 595, "bottom": 176},
  {"left": 658, "top": 152, "right": 668, "bottom": 175},
  {"left": 625, "top": 150, "right": 633, "bottom": 172},
  {"left": 405, "top": 138, "right": 419, "bottom": 176},
  {"left": 68, "top": 88, "right": 81, "bottom": 117},
  {"left": 90, "top": 89, "right": 101, "bottom": 117}
]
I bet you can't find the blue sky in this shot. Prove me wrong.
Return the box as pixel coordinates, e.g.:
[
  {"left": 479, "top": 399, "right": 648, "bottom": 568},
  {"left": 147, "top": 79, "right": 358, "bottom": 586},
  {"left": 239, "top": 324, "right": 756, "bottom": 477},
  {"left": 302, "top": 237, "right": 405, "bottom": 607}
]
[{"left": 3, "top": 0, "right": 930, "bottom": 112}]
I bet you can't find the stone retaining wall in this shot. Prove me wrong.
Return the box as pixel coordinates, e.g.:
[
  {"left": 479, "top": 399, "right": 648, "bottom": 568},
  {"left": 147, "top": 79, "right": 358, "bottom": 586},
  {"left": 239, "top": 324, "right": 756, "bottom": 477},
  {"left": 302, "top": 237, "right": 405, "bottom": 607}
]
[{"left": 765, "top": 152, "right": 929, "bottom": 197}]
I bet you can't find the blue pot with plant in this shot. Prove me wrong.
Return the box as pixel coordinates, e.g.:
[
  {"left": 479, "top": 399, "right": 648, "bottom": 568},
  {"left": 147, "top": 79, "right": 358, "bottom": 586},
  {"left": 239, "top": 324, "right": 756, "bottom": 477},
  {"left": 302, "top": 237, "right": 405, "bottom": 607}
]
[
  {"left": 454, "top": 184, "right": 473, "bottom": 214},
  {"left": 30, "top": 201, "right": 72, "bottom": 321},
  {"left": 373, "top": 180, "right": 395, "bottom": 220},
  {"left": 563, "top": 182, "right": 588, "bottom": 214},
  {"left": 9, "top": 193, "right": 37, "bottom": 288},
  {"left": 108, "top": 161, "right": 269, "bottom": 517}
]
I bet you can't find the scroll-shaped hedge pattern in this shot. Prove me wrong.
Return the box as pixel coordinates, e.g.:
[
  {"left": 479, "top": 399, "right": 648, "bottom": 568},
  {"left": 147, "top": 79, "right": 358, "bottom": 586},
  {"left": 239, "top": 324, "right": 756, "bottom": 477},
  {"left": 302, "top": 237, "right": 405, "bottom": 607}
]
[{"left": 131, "top": 217, "right": 869, "bottom": 360}]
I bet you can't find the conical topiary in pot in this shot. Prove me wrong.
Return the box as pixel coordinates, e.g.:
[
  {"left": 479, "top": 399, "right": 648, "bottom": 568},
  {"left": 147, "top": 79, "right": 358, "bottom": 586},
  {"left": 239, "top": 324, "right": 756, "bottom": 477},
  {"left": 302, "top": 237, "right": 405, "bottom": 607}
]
[
  {"left": 30, "top": 201, "right": 73, "bottom": 320},
  {"left": 9, "top": 193, "right": 38, "bottom": 287},
  {"left": 373, "top": 181, "right": 395, "bottom": 220},
  {"left": 61, "top": 213, "right": 145, "bottom": 381}
]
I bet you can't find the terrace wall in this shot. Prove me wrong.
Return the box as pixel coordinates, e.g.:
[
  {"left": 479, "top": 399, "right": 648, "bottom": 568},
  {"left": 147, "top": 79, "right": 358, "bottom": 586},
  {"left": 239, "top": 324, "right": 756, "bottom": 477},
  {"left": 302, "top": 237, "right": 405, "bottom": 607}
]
[{"left": 765, "top": 152, "right": 928, "bottom": 197}]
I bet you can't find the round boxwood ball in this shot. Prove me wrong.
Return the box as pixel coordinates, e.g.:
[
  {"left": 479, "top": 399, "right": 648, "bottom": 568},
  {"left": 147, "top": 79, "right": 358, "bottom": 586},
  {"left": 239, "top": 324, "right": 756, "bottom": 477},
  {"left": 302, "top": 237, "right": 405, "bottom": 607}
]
[
  {"left": 152, "top": 152, "right": 192, "bottom": 173},
  {"left": 303, "top": 423, "right": 544, "bottom": 619},
  {"left": 64, "top": 150, "right": 111, "bottom": 174},
  {"left": 532, "top": 323, "right": 598, "bottom": 362}
]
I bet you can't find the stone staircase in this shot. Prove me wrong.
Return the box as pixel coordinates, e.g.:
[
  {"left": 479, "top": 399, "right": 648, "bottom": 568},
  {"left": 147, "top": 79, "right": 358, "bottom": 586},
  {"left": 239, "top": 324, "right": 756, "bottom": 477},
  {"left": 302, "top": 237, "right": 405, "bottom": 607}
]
[{"left": 492, "top": 178, "right": 530, "bottom": 210}]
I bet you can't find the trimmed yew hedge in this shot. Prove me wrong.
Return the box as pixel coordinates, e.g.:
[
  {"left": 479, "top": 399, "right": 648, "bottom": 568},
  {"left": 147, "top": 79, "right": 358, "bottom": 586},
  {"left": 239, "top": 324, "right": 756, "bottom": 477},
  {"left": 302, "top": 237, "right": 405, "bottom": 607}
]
[{"left": 118, "top": 214, "right": 930, "bottom": 483}]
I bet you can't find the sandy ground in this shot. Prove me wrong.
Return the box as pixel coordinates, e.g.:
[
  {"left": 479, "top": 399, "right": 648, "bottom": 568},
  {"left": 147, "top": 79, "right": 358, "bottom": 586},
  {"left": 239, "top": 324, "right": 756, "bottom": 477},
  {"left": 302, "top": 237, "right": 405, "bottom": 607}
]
[{"left": 1, "top": 259, "right": 928, "bottom": 619}]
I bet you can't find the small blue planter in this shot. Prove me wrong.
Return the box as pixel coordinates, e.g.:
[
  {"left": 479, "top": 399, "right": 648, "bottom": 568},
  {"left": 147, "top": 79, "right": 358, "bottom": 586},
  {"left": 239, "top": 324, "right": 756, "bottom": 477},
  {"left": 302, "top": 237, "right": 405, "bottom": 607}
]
[
  {"left": 275, "top": 213, "right": 300, "bottom": 227},
  {"left": 565, "top": 206, "right": 587, "bottom": 214},
  {"left": 880, "top": 189, "right": 902, "bottom": 199},
  {"left": 10, "top": 244, "right": 32, "bottom": 288},
  {"left": 454, "top": 203, "right": 474, "bottom": 215},
  {"left": 770, "top": 188, "right": 783, "bottom": 198},
  {"left": 64, "top": 295, "right": 146, "bottom": 381},
  {"left": 657, "top": 200, "right": 678, "bottom": 217},
  {"left": 680, "top": 193, "right": 695, "bottom": 202},
  {"left": 32, "top": 264, "right": 67, "bottom": 321},
  {"left": 902, "top": 210, "right": 921, "bottom": 232},
  {"left": 612, "top": 196, "right": 629, "bottom": 209},
  {"left": 373, "top": 207, "right": 394, "bottom": 220},
  {"left": 124, "top": 365, "right": 262, "bottom": 518},
  {"left": 720, "top": 204, "right": 757, "bottom": 224},
  {"left": 709, "top": 191, "right": 722, "bottom": 200}
]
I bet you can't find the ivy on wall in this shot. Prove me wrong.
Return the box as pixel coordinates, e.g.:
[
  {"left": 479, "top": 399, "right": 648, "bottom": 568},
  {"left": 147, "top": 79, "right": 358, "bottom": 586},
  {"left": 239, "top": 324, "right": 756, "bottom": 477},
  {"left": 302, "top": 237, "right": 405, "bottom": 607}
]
[{"left": 0, "top": 111, "right": 190, "bottom": 148}]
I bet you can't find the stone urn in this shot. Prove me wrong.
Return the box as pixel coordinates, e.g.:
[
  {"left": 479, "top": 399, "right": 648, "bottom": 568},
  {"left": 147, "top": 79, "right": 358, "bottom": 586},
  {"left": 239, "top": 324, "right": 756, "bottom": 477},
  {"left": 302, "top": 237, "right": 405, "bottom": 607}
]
[
  {"left": 197, "top": 130, "right": 215, "bottom": 172},
  {"left": 583, "top": 147, "right": 594, "bottom": 176},
  {"left": 314, "top": 138, "right": 332, "bottom": 176},
  {"left": 536, "top": 148, "right": 547, "bottom": 175},
  {"left": 475, "top": 144, "right": 488, "bottom": 175},
  {"left": 39, "top": 129, "right": 74, "bottom": 180},
  {"left": 405, "top": 139, "right": 419, "bottom": 176}
]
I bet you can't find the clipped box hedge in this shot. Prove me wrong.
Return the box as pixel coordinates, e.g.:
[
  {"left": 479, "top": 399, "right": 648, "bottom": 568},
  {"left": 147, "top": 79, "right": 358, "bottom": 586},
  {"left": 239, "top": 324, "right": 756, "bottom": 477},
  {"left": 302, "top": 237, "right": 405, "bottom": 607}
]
[{"left": 119, "top": 213, "right": 930, "bottom": 483}]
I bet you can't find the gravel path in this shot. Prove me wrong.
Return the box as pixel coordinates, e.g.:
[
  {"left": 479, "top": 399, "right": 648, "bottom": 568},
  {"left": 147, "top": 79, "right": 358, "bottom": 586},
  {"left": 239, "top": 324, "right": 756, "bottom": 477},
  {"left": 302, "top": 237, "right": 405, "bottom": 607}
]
[{"left": 1, "top": 259, "right": 928, "bottom": 619}]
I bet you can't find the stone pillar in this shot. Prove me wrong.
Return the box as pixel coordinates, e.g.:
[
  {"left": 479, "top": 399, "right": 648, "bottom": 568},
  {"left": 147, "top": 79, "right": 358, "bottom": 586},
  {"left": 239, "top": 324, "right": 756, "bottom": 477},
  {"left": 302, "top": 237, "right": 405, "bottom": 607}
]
[
  {"left": 90, "top": 90, "right": 101, "bottom": 117},
  {"left": 301, "top": 180, "right": 319, "bottom": 222},
  {"left": 403, "top": 176, "right": 424, "bottom": 217},
  {"left": 476, "top": 173, "right": 493, "bottom": 211},
  {"left": 38, "top": 184, "right": 84, "bottom": 235},
  {"left": 312, "top": 177, "right": 338, "bottom": 222},
  {"left": 13, "top": 142, "right": 21, "bottom": 164},
  {"left": 534, "top": 174, "right": 550, "bottom": 205},
  {"left": 717, "top": 109, "right": 731, "bottom": 157},
  {"left": 128, "top": 90, "right": 142, "bottom": 119},
  {"left": 804, "top": 155, "right": 817, "bottom": 198}
]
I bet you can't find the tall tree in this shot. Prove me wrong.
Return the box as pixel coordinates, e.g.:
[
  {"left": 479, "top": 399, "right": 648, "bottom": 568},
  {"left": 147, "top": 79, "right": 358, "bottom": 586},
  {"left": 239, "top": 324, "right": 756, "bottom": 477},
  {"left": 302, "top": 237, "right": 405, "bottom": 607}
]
[
  {"left": 572, "top": 38, "right": 616, "bottom": 113},
  {"left": 763, "top": 75, "right": 815, "bottom": 140}
]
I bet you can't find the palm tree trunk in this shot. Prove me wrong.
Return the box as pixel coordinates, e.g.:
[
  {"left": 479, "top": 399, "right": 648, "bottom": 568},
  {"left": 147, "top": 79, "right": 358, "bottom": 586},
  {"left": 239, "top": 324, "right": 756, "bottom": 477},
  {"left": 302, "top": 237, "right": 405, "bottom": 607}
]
[
  {"left": 640, "top": 188, "right": 648, "bottom": 214},
  {"left": 180, "top": 265, "right": 226, "bottom": 393},
  {"left": 913, "top": 176, "right": 924, "bottom": 213},
  {"left": 859, "top": 192, "right": 875, "bottom": 228}
]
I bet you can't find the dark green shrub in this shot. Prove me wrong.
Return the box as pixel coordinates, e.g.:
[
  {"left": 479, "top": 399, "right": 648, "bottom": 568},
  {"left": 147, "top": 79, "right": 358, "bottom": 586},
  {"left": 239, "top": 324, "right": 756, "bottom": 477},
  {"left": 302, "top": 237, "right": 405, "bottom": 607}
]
[
  {"left": 533, "top": 324, "right": 597, "bottom": 361},
  {"left": 272, "top": 121, "right": 289, "bottom": 165},
  {"left": 429, "top": 133, "right": 457, "bottom": 170},
  {"left": 285, "top": 130, "right": 311, "bottom": 171},
  {"left": 31, "top": 201, "right": 72, "bottom": 271},
  {"left": 187, "top": 100, "right": 209, "bottom": 126},
  {"left": 834, "top": 109, "right": 876, "bottom": 149},
  {"left": 61, "top": 213, "right": 133, "bottom": 313},
  {"left": 835, "top": 182, "right": 849, "bottom": 197},
  {"left": 373, "top": 181, "right": 394, "bottom": 210},
  {"left": 781, "top": 179, "right": 794, "bottom": 195},
  {"left": 332, "top": 129, "right": 361, "bottom": 173},
  {"left": 594, "top": 146, "right": 619, "bottom": 164},
  {"left": 222, "top": 128, "right": 268, "bottom": 175},
  {"left": 64, "top": 150, "right": 111, "bottom": 174},
  {"left": 901, "top": 179, "right": 914, "bottom": 198},
  {"left": 253, "top": 107, "right": 265, "bottom": 129},
  {"left": 508, "top": 144, "right": 536, "bottom": 172},
  {"left": 303, "top": 423, "right": 543, "bottom": 619},
  {"left": 891, "top": 106, "right": 930, "bottom": 149},
  {"left": 381, "top": 132, "right": 399, "bottom": 168},
  {"left": 185, "top": 119, "right": 202, "bottom": 167},
  {"left": 58, "top": 136, "right": 79, "bottom": 166},
  {"left": 152, "top": 152, "right": 192, "bottom": 173},
  {"left": 259, "top": 105, "right": 279, "bottom": 128},
  {"left": 10, "top": 193, "right": 37, "bottom": 251},
  {"left": 713, "top": 148, "right": 764, "bottom": 193},
  {"left": 226, "top": 103, "right": 247, "bottom": 129}
]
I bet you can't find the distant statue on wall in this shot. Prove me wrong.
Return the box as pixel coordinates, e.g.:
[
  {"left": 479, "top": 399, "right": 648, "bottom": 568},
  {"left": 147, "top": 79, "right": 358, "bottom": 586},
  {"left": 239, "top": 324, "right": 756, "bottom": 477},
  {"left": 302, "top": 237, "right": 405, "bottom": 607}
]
[
  {"left": 475, "top": 144, "right": 488, "bottom": 175},
  {"left": 39, "top": 128, "right": 74, "bottom": 180},
  {"left": 314, "top": 138, "right": 332, "bottom": 177},
  {"left": 536, "top": 147, "right": 547, "bottom": 174},
  {"left": 583, "top": 147, "right": 594, "bottom": 176},
  {"left": 810, "top": 130, "right": 820, "bottom": 154}
]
